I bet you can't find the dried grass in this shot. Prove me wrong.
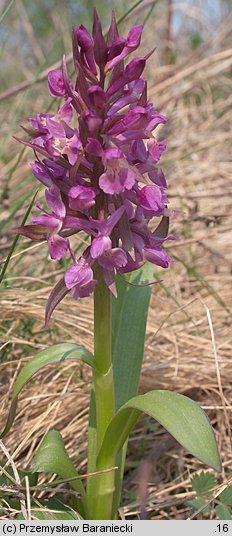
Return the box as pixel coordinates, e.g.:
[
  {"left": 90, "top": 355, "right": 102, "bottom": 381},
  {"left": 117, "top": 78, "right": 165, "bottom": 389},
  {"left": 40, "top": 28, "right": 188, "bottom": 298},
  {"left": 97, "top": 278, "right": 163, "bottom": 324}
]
[{"left": 0, "top": 0, "right": 232, "bottom": 520}]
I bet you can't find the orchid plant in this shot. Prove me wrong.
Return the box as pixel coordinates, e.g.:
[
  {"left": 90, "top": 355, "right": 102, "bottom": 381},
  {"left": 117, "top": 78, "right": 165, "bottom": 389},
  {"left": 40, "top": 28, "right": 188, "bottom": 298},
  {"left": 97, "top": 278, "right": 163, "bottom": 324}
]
[{"left": 2, "top": 10, "right": 221, "bottom": 520}]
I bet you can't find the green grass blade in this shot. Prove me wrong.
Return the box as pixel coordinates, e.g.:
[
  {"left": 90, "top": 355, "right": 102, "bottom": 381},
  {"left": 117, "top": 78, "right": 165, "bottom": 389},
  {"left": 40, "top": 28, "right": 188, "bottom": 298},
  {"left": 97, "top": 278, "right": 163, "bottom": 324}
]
[
  {"left": 0, "top": 0, "right": 15, "bottom": 25},
  {"left": 0, "top": 190, "right": 38, "bottom": 284}
]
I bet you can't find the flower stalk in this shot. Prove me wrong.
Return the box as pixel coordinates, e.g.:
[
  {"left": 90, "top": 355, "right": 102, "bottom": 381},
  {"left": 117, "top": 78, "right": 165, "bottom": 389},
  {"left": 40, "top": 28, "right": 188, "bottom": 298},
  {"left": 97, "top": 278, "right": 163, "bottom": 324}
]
[
  {"left": 93, "top": 267, "right": 115, "bottom": 446},
  {"left": 90, "top": 267, "right": 116, "bottom": 519}
]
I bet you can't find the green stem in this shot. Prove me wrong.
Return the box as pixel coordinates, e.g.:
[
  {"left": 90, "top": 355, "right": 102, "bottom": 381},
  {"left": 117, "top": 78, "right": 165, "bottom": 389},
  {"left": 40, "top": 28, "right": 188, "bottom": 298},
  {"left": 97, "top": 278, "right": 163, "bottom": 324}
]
[
  {"left": 93, "top": 269, "right": 115, "bottom": 445},
  {"left": 89, "top": 268, "right": 117, "bottom": 519}
]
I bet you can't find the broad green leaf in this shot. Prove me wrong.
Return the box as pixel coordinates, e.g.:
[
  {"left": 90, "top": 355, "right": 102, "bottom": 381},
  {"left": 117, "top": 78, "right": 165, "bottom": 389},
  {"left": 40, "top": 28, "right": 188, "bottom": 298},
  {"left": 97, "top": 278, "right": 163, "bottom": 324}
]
[
  {"left": 32, "top": 430, "right": 88, "bottom": 519},
  {"left": 219, "top": 486, "right": 232, "bottom": 505},
  {"left": 191, "top": 471, "right": 217, "bottom": 498},
  {"left": 97, "top": 390, "right": 221, "bottom": 473},
  {"left": 1, "top": 343, "right": 94, "bottom": 438},
  {"left": 216, "top": 505, "right": 232, "bottom": 520},
  {"left": 112, "top": 264, "right": 153, "bottom": 410}
]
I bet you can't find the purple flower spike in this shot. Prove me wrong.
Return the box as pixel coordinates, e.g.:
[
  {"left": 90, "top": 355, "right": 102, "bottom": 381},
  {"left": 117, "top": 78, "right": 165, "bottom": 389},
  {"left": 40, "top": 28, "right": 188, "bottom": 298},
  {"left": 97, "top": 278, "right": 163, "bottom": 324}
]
[{"left": 18, "top": 10, "right": 174, "bottom": 318}]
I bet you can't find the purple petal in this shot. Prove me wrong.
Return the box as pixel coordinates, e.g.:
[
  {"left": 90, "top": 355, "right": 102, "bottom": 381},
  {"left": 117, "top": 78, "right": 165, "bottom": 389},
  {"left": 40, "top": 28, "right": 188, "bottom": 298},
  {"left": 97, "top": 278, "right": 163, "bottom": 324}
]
[
  {"left": 64, "top": 259, "right": 93, "bottom": 290},
  {"left": 84, "top": 111, "right": 102, "bottom": 136},
  {"left": 76, "top": 25, "right": 97, "bottom": 76},
  {"left": 107, "top": 79, "right": 145, "bottom": 115},
  {"left": 99, "top": 166, "right": 135, "bottom": 195},
  {"left": 124, "top": 57, "right": 146, "bottom": 82},
  {"left": 105, "top": 206, "right": 125, "bottom": 235},
  {"left": 32, "top": 214, "right": 59, "bottom": 231},
  {"left": 31, "top": 162, "right": 52, "bottom": 187},
  {"left": 48, "top": 70, "right": 67, "bottom": 97},
  {"left": 48, "top": 234, "right": 69, "bottom": 260},
  {"left": 63, "top": 216, "right": 94, "bottom": 234},
  {"left": 119, "top": 254, "right": 144, "bottom": 273},
  {"left": 46, "top": 118, "right": 66, "bottom": 138},
  {"left": 45, "top": 187, "right": 66, "bottom": 218},
  {"left": 92, "top": 9, "right": 107, "bottom": 68},
  {"left": 98, "top": 247, "right": 127, "bottom": 271},
  {"left": 88, "top": 86, "right": 106, "bottom": 109},
  {"left": 106, "top": 25, "right": 143, "bottom": 71},
  {"left": 138, "top": 185, "right": 164, "bottom": 212},
  {"left": 127, "top": 25, "right": 143, "bottom": 47},
  {"left": 90, "top": 236, "right": 111, "bottom": 259},
  {"left": 76, "top": 24, "right": 93, "bottom": 49},
  {"left": 148, "top": 139, "right": 166, "bottom": 162},
  {"left": 56, "top": 98, "right": 73, "bottom": 123},
  {"left": 86, "top": 138, "right": 103, "bottom": 157},
  {"left": 43, "top": 159, "right": 68, "bottom": 179},
  {"left": 71, "top": 279, "right": 97, "bottom": 299},
  {"left": 68, "top": 185, "right": 97, "bottom": 210},
  {"left": 131, "top": 232, "right": 145, "bottom": 253},
  {"left": 66, "top": 133, "right": 82, "bottom": 165},
  {"left": 107, "top": 37, "right": 125, "bottom": 61},
  {"left": 103, "top": 147, "right": 122, "bottom": 160},
  {"left": 130, "top": 140, "right": 147, "bottom": 163},
  {"left": 144, "top": 246, "right": 174, "bottom": 268},
  {"left": 148, "top": 168, "right": 167, "bottom": 189}
]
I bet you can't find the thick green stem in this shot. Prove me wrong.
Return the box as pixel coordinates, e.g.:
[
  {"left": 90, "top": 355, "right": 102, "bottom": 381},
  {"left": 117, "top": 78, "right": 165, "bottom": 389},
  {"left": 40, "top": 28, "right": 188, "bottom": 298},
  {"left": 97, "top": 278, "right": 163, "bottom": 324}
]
[
  {"left": 89, "top": 268, "right": 117, "bottom": 519},
  {"left": 93, "top": 269, "right": 115, "bottom": 446}
]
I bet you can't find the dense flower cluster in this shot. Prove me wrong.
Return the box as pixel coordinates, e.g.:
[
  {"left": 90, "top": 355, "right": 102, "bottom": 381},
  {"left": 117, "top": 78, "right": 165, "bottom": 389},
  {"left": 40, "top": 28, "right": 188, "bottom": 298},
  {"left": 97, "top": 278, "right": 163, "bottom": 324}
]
[{"left": 18, "top": 11, "right": 174, "bottom": 319}]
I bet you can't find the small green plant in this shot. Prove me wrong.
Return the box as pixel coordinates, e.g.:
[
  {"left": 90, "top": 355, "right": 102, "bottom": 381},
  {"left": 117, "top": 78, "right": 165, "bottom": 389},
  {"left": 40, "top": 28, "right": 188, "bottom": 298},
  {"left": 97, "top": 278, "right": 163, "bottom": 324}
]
[{"left": 187, "top": 471, "right": 232, "bottom": 520}]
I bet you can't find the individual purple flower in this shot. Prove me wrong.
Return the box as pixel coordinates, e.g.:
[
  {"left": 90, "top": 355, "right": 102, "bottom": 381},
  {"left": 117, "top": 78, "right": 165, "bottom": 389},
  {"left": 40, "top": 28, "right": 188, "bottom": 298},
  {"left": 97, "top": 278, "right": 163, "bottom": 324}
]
[
  {"left": 106, "top": 25, "right": 143, "bottom": 71},
  {"left": 65, "top": 258, "right": 97, "bottom": 299},
  {"left": 68, "top": 185, "right": 97, "bottom": 210},
  {"left": 33, "top": 186, "right": 69, "bottom": 260},
  {"left": 48, "top": 70, "right": 73, "bottom": 97},
  {"left": 100, "top": 148, "right": 136, "bottom": 195},
  {"left": 137, "top": 185, "right": 165, "bottom": 212},
  {"left": 17, "top": 10, "right": 174, "bottom": 318}
]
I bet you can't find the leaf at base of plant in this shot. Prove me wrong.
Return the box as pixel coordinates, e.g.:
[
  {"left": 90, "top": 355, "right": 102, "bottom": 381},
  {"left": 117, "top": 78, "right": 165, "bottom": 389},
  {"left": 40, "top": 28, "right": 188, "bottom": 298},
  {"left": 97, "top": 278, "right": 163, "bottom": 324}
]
[{"left": 191, "top": 471, "right": 217, "bottom": 498}]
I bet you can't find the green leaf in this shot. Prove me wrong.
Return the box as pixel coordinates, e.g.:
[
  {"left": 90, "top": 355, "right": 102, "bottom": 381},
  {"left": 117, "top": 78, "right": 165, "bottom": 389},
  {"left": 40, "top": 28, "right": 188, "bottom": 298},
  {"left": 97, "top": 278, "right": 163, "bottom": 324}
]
[
  {"left": 219, "top": 486, "right": 232, "bottom": 505},
  {"left": 0, "top": 462, "right": 37, "bottom": 490},
  {"left": 216, "top": 505, "right": 232, "bottom": 520},
  {"left": 186, "top": 498, "right": 211, "bottom": 513},
  {"left": 17, "top": 497, "right": 83, "bottom": 520},
  {"left": 112, "top": 264, "right": 153, "bottom": 410},
  {"left": 97, "top": 390, "right": 221, "bottom": 473},
  {"left": 191, "top": 471, "right": 217, "bottom": 498},
  {"left": 32, "top": 430, "right": 88, "bottom": 519},
  {"left": 1, "top": 343, "right": 94, "bottom": 438}
]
